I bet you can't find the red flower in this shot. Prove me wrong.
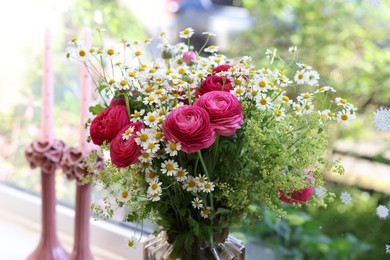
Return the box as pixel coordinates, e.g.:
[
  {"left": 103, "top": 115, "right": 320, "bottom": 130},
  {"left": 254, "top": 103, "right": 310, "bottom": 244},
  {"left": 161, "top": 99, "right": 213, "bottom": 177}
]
[
  {"left": 279, "top": 170, "right": 314, "bottom": 204},
  {"left": 194, "top": 91, "right": 243, "bottom": 136},
  {"left": 109, "top": 97, "right": 127, "bottom": 107},
  {"left": 196, "top": 75, "right": 233, "bottom": 97},
  {"left": 90, "top": 105, "right": 130, "bottom": 146},
  {"left": 163, "top": 105, "right": 216, "bottom": 154},
  {"left": 110, "top": 122, "right": 144, "bottom": 168},
  {"left": 213, "top": 64, "right": 232, "bottom": 74}
]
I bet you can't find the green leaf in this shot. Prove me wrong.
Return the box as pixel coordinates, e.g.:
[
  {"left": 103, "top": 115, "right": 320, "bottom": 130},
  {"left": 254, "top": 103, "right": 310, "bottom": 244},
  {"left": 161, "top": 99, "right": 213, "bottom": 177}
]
[
  {"left": 215, "top": 207, "right": 231, "bottom": 215},
  {"left": 188, "top": 215, "right": 200, "bottom": 236},
  {"left": 89, "top": 104, "right": 105, "bottom": 115}
]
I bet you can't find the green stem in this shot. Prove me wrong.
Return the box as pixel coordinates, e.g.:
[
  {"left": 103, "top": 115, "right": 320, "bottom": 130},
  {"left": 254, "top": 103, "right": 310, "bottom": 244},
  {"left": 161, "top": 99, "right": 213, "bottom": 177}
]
[
  {"left": 124, "top": 94, "right": 131, "bottom": 119},
  {"left": 197, "top": 151, "right": 214, "bottom": 211}
]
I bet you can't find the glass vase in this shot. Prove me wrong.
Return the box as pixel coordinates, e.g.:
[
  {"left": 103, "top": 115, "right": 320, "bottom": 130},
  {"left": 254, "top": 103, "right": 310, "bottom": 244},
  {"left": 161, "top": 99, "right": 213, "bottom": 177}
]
[{"left": 143, "top": 229, "right": 245, "bottom": 260}]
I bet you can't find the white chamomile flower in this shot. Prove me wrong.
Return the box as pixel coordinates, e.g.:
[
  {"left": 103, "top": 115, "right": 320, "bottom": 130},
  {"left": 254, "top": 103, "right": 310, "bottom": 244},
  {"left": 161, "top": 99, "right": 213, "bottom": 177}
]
[
  {"left": 143, "top": 140, "right": 160, "bottom": 154},
  {"left": 201, "top": 206, "right": 211, "bottom": 218},
  {"left": 204, "top": 45, "right": 219, "bottom": 53},
  {"left": 122, "top": 126, "right": 135, "bottom": 141},
  {"left": 135, "top": 128, "right": 152, "bottom": 146},
  {"left": 294, "top": 69, "right": 306, "bottom": 84},
  {"left": 145, "top": 171, "right": 159, "bottom": 183},
  {"left": 144, "top": 112, "right": 159, "bottom": 127},
  {"left": 118, "top": 78, "right": 130, "bottom": 90},
  {"left": 274, "top": 108, "right": 286, "bottom": 121},
  {"left": 192, "top": 197, "right": 203, "bottom": 209},
  {"left": 165, "top": 140, "right": 181, "bottom": 156},
  {"left": 255, "top": 77, "right": 270, "bottom": 92},
  {"left": 265, "top": 48, "right": 277, "bottom": 64},
  {"left": 340, "top": 192, "right": 352, "bottom": 204},
  {"left": 288, "top": 46, "right": 297, "bottom": 53},
  {"left": 318, "top": 110, "right": 334, "bottom": 123},
  {"left": 297, "top": 92, "right": 313, "bottom": 102},
  {"left": 373, "top": 107, "right": 390, "bottom": 132},
  {"left": 131, "top": 109, "right": 145, "bottom": 123},
  {"left": 126, "top": 236, "right": 137, "bottom": 249},
  {"left": 175, "top": 167, "right": 188, "bottom": 182},
  {"left": 315, "top": 186, "right": 327, "bottom": 198},
  {"left": 202, "top": 31, "right": 216, "bottom": 37},
  {"left": 336, "top": 110, "right": 356, "bottom": 125},
  {"left": 376, "top": 205, "right": 389, "bottom": 219},
  {"left": 75, "top": 47, "right": 89, "bottom": 61},
  {"left": 240, "top": 56, "right": 253, "bottom": 64},
  {"left": 302, "top": 102, "right": 315, "bottom": 114},
  {"left": 179, "top": 27, "right": 194, "bottom": 39},
  {"left": 149, "top": 192, "right": 162, "bottom": 202},
  {"left": 335, "top": 97, "right": 351, "bottom": 108},
  {"left": 315, "top": 86, "right": 336, "bottom": 93},
  {"left": 147, "top": 180, "right": 162, "bottom": 195},
  {"left": 256, "top": 94, "right": 273, "bottom": 110},
  {"left": 292, "top": 102, "right": 302, "bottom": 115},
  {"left": 196, "top": 174, "right": 207, "bottom": 188},
  {"left": 183, "top": 176, "right": 198, "bottom": 193},
  {"left": 304, "top": 70, "right": 320, "bottom": 86},
  {"left": 200, "top": 181, "right": 215, "bottom": 193},
  {"left": 161, "top": 159, "right": 179, "bottom": 176},
  {"left": 231, "top": 86, "right": 246, "bottom": 97}
]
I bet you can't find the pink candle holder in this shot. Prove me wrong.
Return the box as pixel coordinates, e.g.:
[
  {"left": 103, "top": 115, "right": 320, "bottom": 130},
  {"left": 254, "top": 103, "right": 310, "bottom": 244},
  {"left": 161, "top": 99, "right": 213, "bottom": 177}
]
[
  {"left": 24, "top": 140, "right": 69, "bottom": 260},
  {"left": 60, "top": 147, "right": 103, "bottom": 260}
]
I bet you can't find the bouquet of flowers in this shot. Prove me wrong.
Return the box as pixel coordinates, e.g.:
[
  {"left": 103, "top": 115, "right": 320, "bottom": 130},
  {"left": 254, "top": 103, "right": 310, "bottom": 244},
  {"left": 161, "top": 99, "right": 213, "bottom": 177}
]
[{"left": 67, "top": 27, "right": 357, "bottom": 258}]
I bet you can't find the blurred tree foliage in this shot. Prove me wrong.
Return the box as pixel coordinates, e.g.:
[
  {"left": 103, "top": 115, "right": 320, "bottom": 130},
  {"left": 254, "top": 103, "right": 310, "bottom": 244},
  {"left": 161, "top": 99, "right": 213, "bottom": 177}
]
[{"left": 232, "top": 0, "right": 390, "bottom": 112}]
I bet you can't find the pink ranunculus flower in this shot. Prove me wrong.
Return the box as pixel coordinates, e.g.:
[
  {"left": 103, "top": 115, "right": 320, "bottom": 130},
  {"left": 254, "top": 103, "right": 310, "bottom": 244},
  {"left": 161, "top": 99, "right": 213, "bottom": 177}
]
[
  {"left": 182, "top": 51, "right": 197, "bottom": 63},
  {"left": 213, "top": 64, "right": 232, "bottom": 74},
  {"left": 110, "top": 122, "right": 144, "bottom": 168},
  {"left": 194, "top": 91, "right": 243, "bottom": 136},
  {"left": 90, "top": 105, "right": 130, "bottom": 146},
  {"left": 163, "top": 105, "right": 216, "bottom": 154},
  {"left": 279, "top": 169, "right": 314, "bottom": 204},
  {"left": 196, "top": 75, "right": 233, "bottom": 97}
]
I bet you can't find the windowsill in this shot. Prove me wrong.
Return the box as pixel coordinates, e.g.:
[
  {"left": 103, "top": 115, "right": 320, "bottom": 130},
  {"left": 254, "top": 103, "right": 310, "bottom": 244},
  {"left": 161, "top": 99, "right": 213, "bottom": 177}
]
[{"left": 0, "top": 183, "right": 144, "bottom": 260}]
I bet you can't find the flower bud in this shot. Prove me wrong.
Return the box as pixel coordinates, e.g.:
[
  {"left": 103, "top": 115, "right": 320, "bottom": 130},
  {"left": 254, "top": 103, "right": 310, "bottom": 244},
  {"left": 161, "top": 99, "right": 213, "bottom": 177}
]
[
  {"left": 182, "top": 51, "right": 197, "bottom": 63},
  {"left": 161, "top": 47, "right": 173, "bottom": 59}
]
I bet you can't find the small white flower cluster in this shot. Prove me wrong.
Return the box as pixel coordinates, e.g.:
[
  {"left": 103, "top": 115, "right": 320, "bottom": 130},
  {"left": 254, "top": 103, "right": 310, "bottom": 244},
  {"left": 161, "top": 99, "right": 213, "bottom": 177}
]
[
  {"left": 373, "top": 107, "right": 390, "bottom": 131},
  {"left": 340, "top": 192, "right": 352, "bottom": 204},
  {"left": 376, "top": 205, "right": 389, "bottom": 220},
  {"left": 386, "top": 244, "right": 390, "bottom": 254}
]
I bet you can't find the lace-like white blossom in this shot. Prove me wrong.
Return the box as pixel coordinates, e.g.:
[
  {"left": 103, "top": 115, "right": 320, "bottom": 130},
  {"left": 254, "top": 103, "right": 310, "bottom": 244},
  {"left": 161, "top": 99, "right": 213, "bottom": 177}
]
[
  {"left": 340, "top": 192, "right": 352, "bottom": 204},
  {"left": 376, "top": 205, "right": 389, "bottom": 219},
  {"left": 315, "top": 186, "right": 327, "bottom": 198},
  {"left": 373, "top": 107, "right": 390, "bottom": 131},
  {"left": 386, "top": 244, "right": 390, "bottom": 254}
]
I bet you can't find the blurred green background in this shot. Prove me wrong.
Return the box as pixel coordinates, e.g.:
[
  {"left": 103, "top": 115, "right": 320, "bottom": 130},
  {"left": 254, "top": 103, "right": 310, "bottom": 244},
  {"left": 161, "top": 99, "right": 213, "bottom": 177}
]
[{"left": 1, "top": 0, "right": 389, "bottom": 259}]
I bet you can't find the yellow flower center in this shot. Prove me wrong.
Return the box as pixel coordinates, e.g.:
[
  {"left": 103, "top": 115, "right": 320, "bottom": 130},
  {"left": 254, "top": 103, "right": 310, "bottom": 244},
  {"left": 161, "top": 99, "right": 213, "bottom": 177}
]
[
  {"left": 282, "top": 96, "right": 290, "bottom": 102},
  {"left": 340, "top": 98, "right": 347, "bottom": 104},
  {"left": 259, "top": 80, "right": 267, "bottom": 88},
  {"left": 148, "top": 172, "right": 157, "bottom": 179},
  {"left": 169, "top": 142, "right": 177, "bottom": 150},
  {"left": 108, "top": 79, "right": 115, "bottom": 85},
  {"left": 166, "top": 163, "right": 174, "bottom": 171},
  {"left": 276, "top": 110, "right": 282, "bottom": 117},
  {"left": 260, "top": 98, "right": 267, "bottom": 106},
  {"left": 121, "top": 191, "right": 128, "bottom": 198},
  {"left": 151, "top": 183, "right": 158, "bottom": 190},
  {"left": 204, "top": 183, "right": 211, "bottom": 189},
  {"left": 79, "top": 50, "right": 86, "bottom": 57},
  {"left": 142, "top": 152, "right": 150, "bottom": 159},
  {"left": 128, "top": 71, "right": 136, "bottom": 77},
  {"left": 120, "top": 80, "right": 127, "bottom": 86},
  {"left": 235, "top": 88, "right": 243, "bottom": 94},
  {"left": 177, "top": 170, "right": 185, "bottom": 177},
  {"left": 188, "top": 180, "right": 196, "bottom": 188},
  {"left": 135, "top": 51, "right": 142, "bottom": 56},
  {"left": 71, "top": 37, "right": 78, "bottom": 42},
  {"left": 155, "top": 132, "right": 163, "bottom": 140},
  {"left": 89, "top": 48, "right": 95, "bottom": 53},
  {"left": 124, "top": 129, "right": 132, "bottom": 135},
  {"left": 328, "top": 111, "right": 334, "bottom": 117},
  {"left": 139, "top": 133, "right": 148, "bottom": 142},
  {"left": 198, "top": 177, "right": 205, "bottom": 183},
  {"left": 298, "top": 73, "right": 304, "bottom": 80},
  {"left": 107, "top": 48, "right": 115, "bottom": 56},
  {"left": 155, "top": 89, "right": 163, "bottom": 95},
  {"left": 341, "top": 114, "right": 349, "bottom": 121},
  {"left": 234, "top": 79, "right": 241, "bottom": 85},
  {"left": 178, "top": 68, "right": 186, "bottom": 74},
  {"left": 147, "top": 143, "right": 155, "bottom": 149},
  {"left": 303, "top": 93, "right": 310, "bottom": 99},
  {"left": 177, "top": 59, "right": 183, "bottom": 65},
  {"left": 147, "top": 96, "right": 155, "bottom": 102},
  {"left": 148, "top": 115, "right": 156, "bottom": 122}
]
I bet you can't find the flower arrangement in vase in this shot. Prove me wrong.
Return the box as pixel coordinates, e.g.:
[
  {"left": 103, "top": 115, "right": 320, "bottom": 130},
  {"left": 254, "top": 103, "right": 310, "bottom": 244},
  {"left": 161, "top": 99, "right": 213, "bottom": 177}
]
[{"left": 66, "top": 27, "right": 357, "bottom": 259}]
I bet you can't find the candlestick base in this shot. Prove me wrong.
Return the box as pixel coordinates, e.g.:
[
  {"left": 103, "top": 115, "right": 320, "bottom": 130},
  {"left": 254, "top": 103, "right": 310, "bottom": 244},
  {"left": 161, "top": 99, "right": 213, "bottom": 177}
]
[
  {"left": 27, "top": 241, "right": 69, "bottom": 260},
  {"left": 69, "top": 248, "right": 94, "bottom": 260}
]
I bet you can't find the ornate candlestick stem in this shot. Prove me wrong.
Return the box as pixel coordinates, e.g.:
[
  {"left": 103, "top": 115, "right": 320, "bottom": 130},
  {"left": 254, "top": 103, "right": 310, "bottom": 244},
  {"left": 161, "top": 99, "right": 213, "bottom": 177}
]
[
  {"left": 69, "top": 182, "right": 94, "bottom": 260},
  {"left": 25, "top": 140, "right": 68, "bottom": 260}
]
